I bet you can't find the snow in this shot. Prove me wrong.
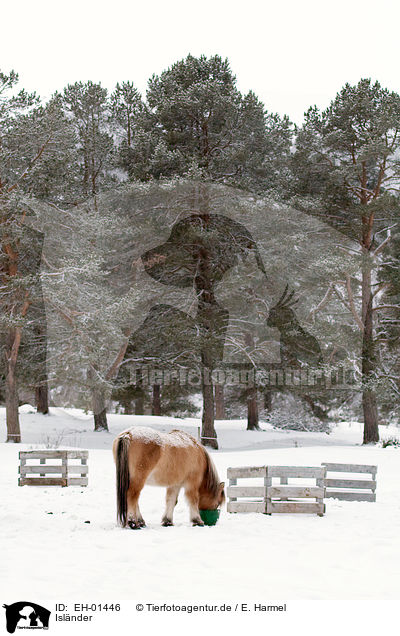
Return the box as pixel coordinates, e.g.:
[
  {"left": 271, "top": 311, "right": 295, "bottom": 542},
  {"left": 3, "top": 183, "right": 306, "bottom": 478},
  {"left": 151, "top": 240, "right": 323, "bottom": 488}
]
[
  {"left": 1, "top": 407, "right": 400, "bottom": 601},
  {"left": 118, "top": 425, "right": 198, "bottom": 447}
]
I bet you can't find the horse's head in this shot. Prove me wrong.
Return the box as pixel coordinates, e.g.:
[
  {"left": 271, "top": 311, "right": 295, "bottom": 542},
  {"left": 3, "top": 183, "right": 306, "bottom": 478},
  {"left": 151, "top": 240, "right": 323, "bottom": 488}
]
[{"left": 199, "top": 481, "right": 225, "bottom": 511}]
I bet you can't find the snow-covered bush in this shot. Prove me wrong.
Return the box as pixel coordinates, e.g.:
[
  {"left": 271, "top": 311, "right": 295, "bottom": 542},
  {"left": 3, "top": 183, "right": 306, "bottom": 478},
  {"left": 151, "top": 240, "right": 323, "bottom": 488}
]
[{"left": 263, "top": 393, "right": 331, "bottom": 433}]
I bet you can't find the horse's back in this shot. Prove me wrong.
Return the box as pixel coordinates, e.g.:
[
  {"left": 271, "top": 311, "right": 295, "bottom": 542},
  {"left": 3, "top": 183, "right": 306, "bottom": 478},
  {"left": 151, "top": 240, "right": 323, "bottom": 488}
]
[
  {"left": 113, "top": 426, "right": 204, "bottom": 488},
  {"left": 113, "top": 427, "right": 163, "bottom": 479},
  {"left": 115, "top": 426, "right": 197, "bottom": 449},
  {"left": 149, "top": 429, "right": 205, "bottom": 486}
]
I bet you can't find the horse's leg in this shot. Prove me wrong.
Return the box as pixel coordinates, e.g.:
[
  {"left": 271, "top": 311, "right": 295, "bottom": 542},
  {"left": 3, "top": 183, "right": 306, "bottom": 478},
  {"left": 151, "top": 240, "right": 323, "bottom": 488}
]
[
  {"left": 126, "top": 440, "right": 162, "bottom": 529},
  {"left": 127, "top": 479, "right": 146, "bottom": 529},
  {"left": 161, "top": 486, "right": 180, "bottom": 527},
  {"left": 184, "top": 484, "right": 204, "bottom": 526}
]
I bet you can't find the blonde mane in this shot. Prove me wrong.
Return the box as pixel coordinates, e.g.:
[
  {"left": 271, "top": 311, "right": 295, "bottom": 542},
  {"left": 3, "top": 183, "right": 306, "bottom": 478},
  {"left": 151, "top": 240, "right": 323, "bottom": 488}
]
[{"left": 201, "top": 448, "right": 223, "bottom": 499}]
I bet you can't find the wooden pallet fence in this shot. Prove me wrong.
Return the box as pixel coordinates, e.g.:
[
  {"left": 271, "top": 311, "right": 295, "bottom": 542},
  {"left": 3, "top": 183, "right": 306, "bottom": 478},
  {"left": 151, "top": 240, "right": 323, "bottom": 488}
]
[
  {"left": 265, "top": 466, "right": 326, "bottom": 516},
  {"left": 227, "top": 466, "right": 268, "bottom": 513},
  {"left": 19, "top": 450, "right": 88, "bottom": 487},
  {"left": 227, "top": 465, "right": 326, "bottom": 515},
  {"left": 322, "top": 463, "right": 377, "bottom": 502}
]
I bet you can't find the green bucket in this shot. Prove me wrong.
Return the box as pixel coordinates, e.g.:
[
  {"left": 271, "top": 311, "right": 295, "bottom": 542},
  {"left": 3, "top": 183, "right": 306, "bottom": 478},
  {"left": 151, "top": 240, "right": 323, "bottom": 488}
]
[{"left": 200, "top": 509, "right": 220, "bottom": 526}]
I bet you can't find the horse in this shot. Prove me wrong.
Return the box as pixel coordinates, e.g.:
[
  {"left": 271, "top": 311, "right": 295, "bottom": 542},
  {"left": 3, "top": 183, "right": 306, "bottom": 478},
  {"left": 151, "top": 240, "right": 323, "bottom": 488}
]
[{"left": 112, "top": 426, "right": 225, "bottom": 528}]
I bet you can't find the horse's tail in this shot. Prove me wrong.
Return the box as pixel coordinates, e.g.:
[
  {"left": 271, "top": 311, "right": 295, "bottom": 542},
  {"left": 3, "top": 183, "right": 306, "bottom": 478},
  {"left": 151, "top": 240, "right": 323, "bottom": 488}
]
[{"left": 115, "top": 435, "right": 130, "bottom": 527}]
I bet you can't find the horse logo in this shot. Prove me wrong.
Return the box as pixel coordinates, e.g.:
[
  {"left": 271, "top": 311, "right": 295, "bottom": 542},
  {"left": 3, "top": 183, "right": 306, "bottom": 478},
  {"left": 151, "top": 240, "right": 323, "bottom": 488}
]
[{"left": 2, "top": 602, "right": 51, "bottom": 633}]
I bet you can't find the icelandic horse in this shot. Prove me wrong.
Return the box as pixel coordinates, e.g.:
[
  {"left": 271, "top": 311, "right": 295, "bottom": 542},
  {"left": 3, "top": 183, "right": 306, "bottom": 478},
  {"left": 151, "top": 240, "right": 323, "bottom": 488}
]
[{"left": 113, "top": 427, "right": 225, "bottom": 528}]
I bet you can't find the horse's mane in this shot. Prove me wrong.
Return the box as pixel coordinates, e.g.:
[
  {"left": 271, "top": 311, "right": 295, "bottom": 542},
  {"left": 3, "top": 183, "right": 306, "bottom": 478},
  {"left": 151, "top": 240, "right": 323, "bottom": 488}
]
[
  {"left": 169, "top": 429, "right": 223, "bottom": 500},
  {"left": 201, "top": 447, "right": 223, "bottom": 499}
]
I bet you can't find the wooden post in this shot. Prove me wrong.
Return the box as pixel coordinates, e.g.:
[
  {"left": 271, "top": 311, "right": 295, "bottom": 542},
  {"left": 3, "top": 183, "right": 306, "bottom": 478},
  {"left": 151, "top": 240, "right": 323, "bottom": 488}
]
[
  {"left": 265, "top": 471, "right": 272, "bottom": 514},
  {"left": 280, "top": 476, "right": 288, "bottom": 501},
  {"left": 316, "top": 467, "right": 326, "bottom": 516},
  {"left": 81, "top": 456, "right": 87, "bottom": 478},
  {"left": 62, "top": 452, "right": 68, "bottom": 486},
  {"left": 229, "top": 477, "right": 237, "bottom": 502}
]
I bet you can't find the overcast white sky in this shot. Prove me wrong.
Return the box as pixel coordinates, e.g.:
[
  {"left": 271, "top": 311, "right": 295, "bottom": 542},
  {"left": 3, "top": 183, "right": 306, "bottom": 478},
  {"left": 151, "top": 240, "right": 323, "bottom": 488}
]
[{"left": 1, "top": 0, "right": 400, "bottom": 124}]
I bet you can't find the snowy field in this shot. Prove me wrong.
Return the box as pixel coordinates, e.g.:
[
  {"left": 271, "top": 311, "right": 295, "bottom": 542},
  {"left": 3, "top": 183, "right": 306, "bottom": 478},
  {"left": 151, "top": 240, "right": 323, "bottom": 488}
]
[{"left": 1, "top": 407, "right": 400, "bottom": 601}]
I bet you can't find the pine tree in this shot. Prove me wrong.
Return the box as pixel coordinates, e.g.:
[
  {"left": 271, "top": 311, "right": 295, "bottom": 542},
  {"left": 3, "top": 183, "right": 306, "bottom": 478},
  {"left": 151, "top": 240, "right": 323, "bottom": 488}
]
[
  {"left": 144, "top": 54, "right": 293, "bottom": 193},
  {"left": 61, "top": 81, "right": 114, "bottom": 198},
  {"left": 0, "top": 69, "right": 73, "bottom": 440},
  {"left": 292, "top": 79, "right": 400, "bottom": 443},
  {"left": 111, "top": 81, "right": 149, "bottom": 179},
  {"left": 377, "top": 232, "right": 400, "bottom": 415}
]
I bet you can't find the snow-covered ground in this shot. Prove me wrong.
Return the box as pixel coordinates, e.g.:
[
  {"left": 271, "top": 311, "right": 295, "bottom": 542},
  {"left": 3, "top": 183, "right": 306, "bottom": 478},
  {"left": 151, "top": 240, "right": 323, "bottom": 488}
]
[{"left": 1, "top": 407, "right": 400, "bottom": 600}]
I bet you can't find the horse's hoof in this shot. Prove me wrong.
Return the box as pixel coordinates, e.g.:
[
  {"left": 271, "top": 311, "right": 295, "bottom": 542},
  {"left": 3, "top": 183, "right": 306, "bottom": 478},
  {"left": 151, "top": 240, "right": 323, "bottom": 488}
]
[
  {"left": 191, "top": 519, "right": 205, "bottom": 527},
  {"left": 128, "top": 519, "right": 144, "bottom": 530},
  {"left": 161, "top": 519, "right": 174, "bottom": 527}
]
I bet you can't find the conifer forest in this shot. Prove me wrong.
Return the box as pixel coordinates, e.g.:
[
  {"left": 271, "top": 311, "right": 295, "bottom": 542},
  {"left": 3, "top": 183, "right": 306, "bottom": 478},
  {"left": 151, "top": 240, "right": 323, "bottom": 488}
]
[{"left": 1, "top": 55, "right": 399, "bottom": 447}]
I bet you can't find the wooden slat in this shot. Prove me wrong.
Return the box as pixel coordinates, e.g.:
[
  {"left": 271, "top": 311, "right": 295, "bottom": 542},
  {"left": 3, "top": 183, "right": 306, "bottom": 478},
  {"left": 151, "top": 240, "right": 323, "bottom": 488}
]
[
  {"left": 267, "top": 486, "right": 325, "bottom": 499},
  {"left": 19, "top": 465, "right": 67, "bottom": 475},
  {"left": 67, "top": 478, "right": 88, "bottom": 486},
  {"left": 325, "top": 479, "right": 376, "bottom": 490},
  {"left": 266, "top": 502, "right": 325, "bottom": 514},
  {"left": 18, "top": 477, "right": 88, "bottom": 487},
  {"left": 70, "top": 451, "right": 88, "bottom": 459},
  {"left": 322, "top": 462, "right": 377, "bottom": 474},
  {"left": 267, "top": 466, "right": 326, "bottom": 479},
  {"left": 19, "top": 477, "right": 68, "bottom": 487},
  {"left": 66, "top": 465, "right": 88, "bottom": 474},
  {"left": 325, "top": 491, "right": 376, "bottom": 502},
  {"left": 19, "top": 450, "right": 88, "bottom": 459},
  {"left": 19, "top": 451, "right": 66, "bottom": 459},
  {"left": 19, "top": 465, "right": 88, "bottom": 475},
  {"left": 227, "top": 486, "right": 266, "bottom": 498},
  {"left": 227, "top": 466, "right": 267, "bottom": 478},
  {"left": 227, "top": 501, "right": 266, "bottom": 513}
]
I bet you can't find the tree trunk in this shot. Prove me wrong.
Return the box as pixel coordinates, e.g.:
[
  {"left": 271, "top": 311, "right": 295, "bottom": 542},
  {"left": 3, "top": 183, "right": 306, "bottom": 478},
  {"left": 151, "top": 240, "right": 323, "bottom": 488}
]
[
  {"left": 362, "top": 388, "right": 379, "bottom": 443},
  {"left": 35, "top": 383, "right": 49, "bottom": 414},
  {"left": 264, "top": 391, "right": 272, "bottom": 412},
  {"left": 361, "top": 249, "right": 379, "bottom": 443},
  {"left": 134, "top": 369, "right": 144, "bottom": 415},
  {"left": 5, "top": 356, "right": 20, "bottom": 442},
  {"left": 122, "top": 399, "right": 134, "bottom": 415},
  {"left": 87, "top": 366, "right": 109, "bottom": 431},
  {"left": 4, "top": 326, "right": 23, "bottom": 443},
  {"left": 247, "top": 386, "right": 260, "bottom": 430},
  {"left": 214, "top": 383, "right": 225, "bottom": 419},
  {"left": 92, "top": 387, "right": 108, "bottom": 431},
  {"left": 152, "top": 384, "right": 161, "bottom": 416},
  {"left": 2, "top": 224, "right": 32, "bottom": 443},
  {"left": 362, "top": 283, "right": 379, "bottom": 443},
  {"left": 134, "top": 395, "right": 144, "bottom": 415},
  {"left": 195, "top": 206, "right": 218, "bottom": 449},
  {"left": 201, "top": 368, "right": 218, "bottom": 448}
]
